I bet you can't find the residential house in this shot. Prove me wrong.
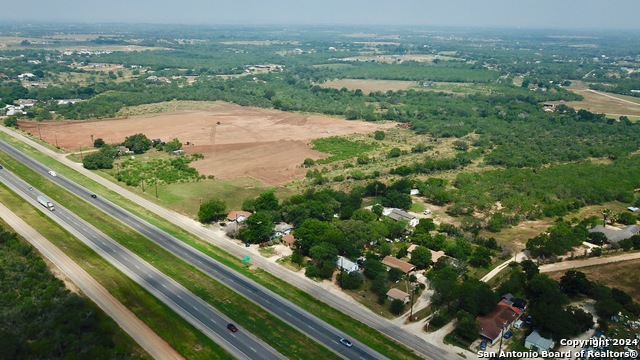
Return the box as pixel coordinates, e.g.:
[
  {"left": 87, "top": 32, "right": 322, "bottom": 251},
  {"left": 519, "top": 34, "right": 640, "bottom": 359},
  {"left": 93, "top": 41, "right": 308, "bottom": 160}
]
[
  {"left": 381, "top": 256, "right": 415, "bottom": 274},
  {"left": 477, "top": 301, "right": 523, "bottom": 345},
  {"left": 227, "top": 210, "right": 252, "bottom": 223},
  {"left": 336, "top": 256, "right": 359, "bottom": 273},
  {"left": 383, "top": 208, "right": 419, "bottom": 227},
  {"left": 524, "top": 330, "right": 555, "bottom": 354},
  {"left": 588, "top": 225, "right": 640, "bottom": 243},
  {"left": 281, "top": 234, "right": 296, "bottom": 247},
  {"left": 627, "top": 207, "right": 640, "bottom": 213},
  {"left": 386, "top": 288, "right": 410, "bottom": 304}
]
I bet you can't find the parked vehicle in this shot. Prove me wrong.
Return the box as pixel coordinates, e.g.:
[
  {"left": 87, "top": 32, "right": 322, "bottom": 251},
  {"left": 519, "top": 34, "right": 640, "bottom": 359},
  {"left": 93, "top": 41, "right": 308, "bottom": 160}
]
[
  {"left": 480, "top": 340, "right": 487, "bottom": 350},
  {"left": 504, "top": 331, "right": 513, "bottom": 339},
  {"left": 36, "top": 195, "right": 55, "bottom": 211}
]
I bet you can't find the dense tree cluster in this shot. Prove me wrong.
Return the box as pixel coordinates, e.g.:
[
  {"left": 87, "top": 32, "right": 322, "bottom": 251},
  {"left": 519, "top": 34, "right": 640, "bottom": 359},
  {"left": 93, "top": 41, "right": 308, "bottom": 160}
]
[{"left": 0, "top": 227, "right": 132, "bottom": 359}]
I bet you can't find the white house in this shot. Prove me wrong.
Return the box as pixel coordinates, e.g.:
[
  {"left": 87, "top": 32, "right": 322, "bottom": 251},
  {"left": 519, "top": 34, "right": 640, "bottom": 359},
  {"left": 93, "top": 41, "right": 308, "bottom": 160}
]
[
  {"left": 525, "top": 330, "right": 555, "bottom": 354},
  {"left": 384, "top": 208, "right": 419, "bottom": 227},
  {"left": 336, "top": 256, "right": 359, "bottom": 273}
]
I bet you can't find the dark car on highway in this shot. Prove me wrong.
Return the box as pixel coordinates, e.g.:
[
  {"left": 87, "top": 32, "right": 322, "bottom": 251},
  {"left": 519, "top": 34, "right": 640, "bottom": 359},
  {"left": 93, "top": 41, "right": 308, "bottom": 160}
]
[{"left": 227, "top": 323, "right": 238, "bottom": 332}]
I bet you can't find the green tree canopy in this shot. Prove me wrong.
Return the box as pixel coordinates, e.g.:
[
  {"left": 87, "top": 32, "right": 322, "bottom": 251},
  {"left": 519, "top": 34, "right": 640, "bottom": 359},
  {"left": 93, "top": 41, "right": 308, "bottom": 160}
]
[{"left": 197, "top": 199, "right": 227, "bottom": 224}]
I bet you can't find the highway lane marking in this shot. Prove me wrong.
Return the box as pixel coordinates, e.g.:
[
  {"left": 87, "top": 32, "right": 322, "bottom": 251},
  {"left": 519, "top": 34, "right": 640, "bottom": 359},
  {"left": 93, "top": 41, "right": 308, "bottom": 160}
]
[
  {"left": 250, "top": 347, "right": 257, "bottom": 353},
  {"left": 135, "top": 265, "right": 140, "bottom": 270}
]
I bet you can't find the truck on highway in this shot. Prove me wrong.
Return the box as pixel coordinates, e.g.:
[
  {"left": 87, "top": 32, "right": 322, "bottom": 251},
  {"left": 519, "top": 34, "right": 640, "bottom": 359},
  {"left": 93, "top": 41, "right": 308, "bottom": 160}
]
[{"left": 36, "top": 195, "right": 55, "bottom": 211}]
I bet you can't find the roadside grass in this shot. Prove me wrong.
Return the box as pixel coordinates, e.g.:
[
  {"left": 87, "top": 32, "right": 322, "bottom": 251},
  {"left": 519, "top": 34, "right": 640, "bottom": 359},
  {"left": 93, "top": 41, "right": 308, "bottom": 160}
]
[
  {"left": 0, "top": 215, "right": 152, "bottom": 360},
  {"left": 1, "top": 131, "right": 424, "bottom": 359},
  {"left": 0, "top": 183, "right": 230, "bottom": 360},
  {"left": 0, "top": 151, "right": 338, "bottom": 360}
]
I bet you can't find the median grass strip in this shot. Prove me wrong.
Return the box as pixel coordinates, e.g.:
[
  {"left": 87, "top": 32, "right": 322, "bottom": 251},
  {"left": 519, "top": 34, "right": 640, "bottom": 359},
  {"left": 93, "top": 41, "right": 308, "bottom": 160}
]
[
  {"left": 1, "top": 131, "right": 423, "bottom": 360},
  {"left": 0, "top": 150, "right": 338, "bottom": 360},
  {"left": 0, "top": 182, "right": 231, "bottom": 360}
]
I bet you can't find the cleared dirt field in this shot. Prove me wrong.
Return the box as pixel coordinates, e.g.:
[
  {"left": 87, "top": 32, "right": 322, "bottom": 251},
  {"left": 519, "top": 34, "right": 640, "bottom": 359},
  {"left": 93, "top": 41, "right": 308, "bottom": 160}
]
[
  {"left": 19, "top": 102, "right": 393, "bottom": 184},
  {"left": 546, "top": 259, "right": 640, "bottom": 303},
  {"left": 559, "top": 81, "right": 640, "bottom": 120}
]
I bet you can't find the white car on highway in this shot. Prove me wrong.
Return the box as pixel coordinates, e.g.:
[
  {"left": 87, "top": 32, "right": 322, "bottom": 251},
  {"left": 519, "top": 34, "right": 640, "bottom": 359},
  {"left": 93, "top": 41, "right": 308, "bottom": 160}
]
[{"left": 48, "top": 170, "right": 57, "bottom": 176}]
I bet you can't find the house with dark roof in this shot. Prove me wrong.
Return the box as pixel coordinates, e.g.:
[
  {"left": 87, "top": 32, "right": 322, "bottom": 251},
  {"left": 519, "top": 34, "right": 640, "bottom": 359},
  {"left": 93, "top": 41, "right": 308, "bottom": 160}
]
[
  {"left": 588, "top": 225, "right": 640, "bottom": 243},
  {"left": 477, "top": 301, "right": 523, "bottom": 345},
  {"left": 381, "top": 256, "right": 415, "bottom": 274}
]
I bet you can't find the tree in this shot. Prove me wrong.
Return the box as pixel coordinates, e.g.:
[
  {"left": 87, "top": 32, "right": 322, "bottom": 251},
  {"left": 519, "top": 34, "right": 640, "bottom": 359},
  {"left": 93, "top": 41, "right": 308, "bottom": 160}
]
[
  {"left": 123, "top": 133, "right": 152, "bottom": 154},
  {"left": 371, "top": 273, "right": 389, "bottom": 296},
  {"left": 560, "top": 270, "right": 592, "bottom": 297},
  {"left": 520, "top": 260, "right": 539, "bottom": 280},
  {"left": 303, "top": 158, "right": 315, "bottom": 167},
  {"left": 164, "top": 138, "right": 183, "bottom": 152},
  {"left": 455, "top": 311, "right": 480, "bottom": 342},
  {"left": 409, "top": 246, "right": 432, "bottom": 269},
  {"left": 239, "top": 211, "right": 273, "bottom": 243},
  {"left": 388, "top": 267, "right": 404, "bottom": 283},
  {"left": 469, "top": 246, "right": 492, "bottom": 268},
  {"left": 338, "top": 271, "right": 363, "bottom": 290},
  {"left": 3, "top": 117, "right": 18, "bottom": 128},
  {"left": 390, "top": 299, "right": 405, "bottom": 315},
  {"left": 587, "top": 232, "right": 607, "bottom": 246},
  {"left": 254, "top": 191, "right": 279, "bottom": 212},
  {"left": 93, "top": 138, "right": 105, "bottom": 148},
  {"left": 414, "top": 218, "right": 436, "bottom": 234},
  {"left": 388, "top": 147, "right": 402, "bottom": 158},
  {"left": 374, "top": 130, "right": 386, "bottom": 140},
  {"left": 198, "top": 199, "right": 227, "bottom": 224},
  {"left": 364, "top": 258, "right": 387, "bottom": 279},
  {"left": 618, "top": 212, "right": 638, "bottom": 225}
]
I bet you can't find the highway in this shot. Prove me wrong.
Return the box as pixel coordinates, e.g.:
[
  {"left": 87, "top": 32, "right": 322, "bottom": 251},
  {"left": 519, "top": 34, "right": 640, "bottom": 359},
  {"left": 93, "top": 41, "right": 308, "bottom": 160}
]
[
  {"left": 0, "top": 160, "right": 283, "bottom": 360},
  {"left": 0, "top": 139, "right": 387, "bottom": 360}
]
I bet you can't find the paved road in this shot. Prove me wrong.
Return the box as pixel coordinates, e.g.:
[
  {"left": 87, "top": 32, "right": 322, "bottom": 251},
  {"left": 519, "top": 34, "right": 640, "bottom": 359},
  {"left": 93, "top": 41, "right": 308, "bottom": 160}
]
[
  {"left": 0, "top": 139, "right": 385, "bottom": 360},
  {"left": 0, "top": 126, "right": 459, "bottom": 360},
  {"left": 0, "top": 201, "right": 184, "bottom": 360},
  {"left": 0, "top": 164, "right": 282, "bottom": 360}
]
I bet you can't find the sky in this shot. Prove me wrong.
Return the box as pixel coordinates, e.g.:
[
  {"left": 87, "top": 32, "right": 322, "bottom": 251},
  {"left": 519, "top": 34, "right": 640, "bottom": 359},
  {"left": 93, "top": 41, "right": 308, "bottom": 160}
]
[{"left": 3, "top": 0, "right": 640, "bottom": 30}]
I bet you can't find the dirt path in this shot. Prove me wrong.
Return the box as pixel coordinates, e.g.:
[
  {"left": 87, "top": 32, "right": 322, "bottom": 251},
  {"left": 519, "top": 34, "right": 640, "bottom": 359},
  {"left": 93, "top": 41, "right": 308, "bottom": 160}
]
[
  {"left": 0, "top": 202, "right": 183, "bottom": 360},
  {"left": 539, "top": 252, "right": 640, "bottom": 273}
]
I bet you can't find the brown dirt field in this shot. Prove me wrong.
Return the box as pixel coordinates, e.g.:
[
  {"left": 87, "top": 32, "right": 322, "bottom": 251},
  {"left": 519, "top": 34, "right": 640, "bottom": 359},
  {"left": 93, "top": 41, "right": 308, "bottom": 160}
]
[
  {"left": 546, "top": 259, "right": 640, "bottom": 303},
  {"left": 19, "top": 103, "right": 393, "bottom": 185},
  {"left": 557, "top": 81, "right": 640, "bottom": 120}
]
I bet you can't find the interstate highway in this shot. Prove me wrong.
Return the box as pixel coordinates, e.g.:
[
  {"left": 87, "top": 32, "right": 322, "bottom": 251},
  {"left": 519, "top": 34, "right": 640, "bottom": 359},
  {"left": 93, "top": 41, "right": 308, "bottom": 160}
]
[
  {"left": 0, "top": 139, "right": 386, "bottom": 360},
  {"left": 0, "top": 162, "right": 283, "bottom": 360}
]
